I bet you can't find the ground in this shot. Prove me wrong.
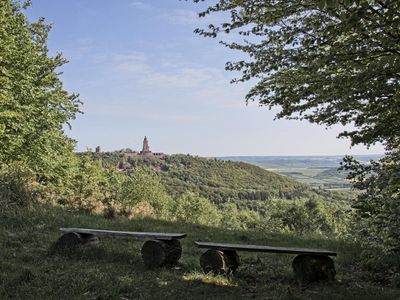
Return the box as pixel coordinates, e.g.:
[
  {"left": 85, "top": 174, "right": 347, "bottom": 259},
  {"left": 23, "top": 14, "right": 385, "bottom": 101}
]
[{"left": 1, "top": 205, "right": 399, "bottom": 299}]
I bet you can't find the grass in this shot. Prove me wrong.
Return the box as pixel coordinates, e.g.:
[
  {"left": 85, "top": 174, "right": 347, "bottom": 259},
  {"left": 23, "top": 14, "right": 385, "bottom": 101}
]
[{"left": 1, "top": 205, "right": 399, "bottom": 299}]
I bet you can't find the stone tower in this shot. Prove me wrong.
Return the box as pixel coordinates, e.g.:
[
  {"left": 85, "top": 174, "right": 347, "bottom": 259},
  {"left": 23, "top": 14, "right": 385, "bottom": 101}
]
[{"left": 141, "top": 136, "right": 151, "bottom": 155}]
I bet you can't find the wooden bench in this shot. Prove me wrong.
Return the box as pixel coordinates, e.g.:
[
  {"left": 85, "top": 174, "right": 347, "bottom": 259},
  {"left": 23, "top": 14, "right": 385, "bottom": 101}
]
[
  {"left": 57, "top": 228, "right": 186, "bottom": 268},
  {"left": 195, "top": 241, "right": 337, "bottom": 283}
]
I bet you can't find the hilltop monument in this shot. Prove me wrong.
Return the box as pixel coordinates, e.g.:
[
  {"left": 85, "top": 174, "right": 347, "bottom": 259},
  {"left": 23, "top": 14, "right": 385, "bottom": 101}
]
[
  {"left": 140, "top": 136, "right": 151, "bottom": 155},
  {"left": 106, "top": 137, "right": 166, "bottom": 168},
  {"left": 119, "top": 136, "right": 165, "bottom": 159}
]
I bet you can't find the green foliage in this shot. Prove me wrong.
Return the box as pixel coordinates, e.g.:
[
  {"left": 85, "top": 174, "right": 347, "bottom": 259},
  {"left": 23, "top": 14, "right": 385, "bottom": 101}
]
[
  {"left": 269, "top": 199, "right": 337, "bottom": 235},
  {"left": 53, "top": 154, "right": 172, "bottom": 217},
  {"left": 72, "top": 153, "right": 107, "bottom": 204},
  {"left": 0, "top": 162, "right": 40, "bottom": 212},
  {"left": 171, "top": 191, "right": 221, "bottom": 226},
  {"left": 99, "top": 154, "right": 344, "bottom": 205},
  {"left": 0, "top": 0, "right": 81, "bottom": 179},
  {"left": 194, "top": 0, "right": 400, "bottom": 148},
  {"left": 94, "top": 153, "right": 352, "bottom": 236},
  {"left": 220, "top": 198, "right": 352, "bottom": 236},
  {"left": 221, "top": 203, "right": 262, "bottom": 230},
  {"left": 128, "top": 168, "right": 173, "bottom": 216},
  {"left": 342, "top": 150, "right": 400, "bottom": 254},
  {"left": 194, "top": 0, "right": 400, "bottom": 258}
]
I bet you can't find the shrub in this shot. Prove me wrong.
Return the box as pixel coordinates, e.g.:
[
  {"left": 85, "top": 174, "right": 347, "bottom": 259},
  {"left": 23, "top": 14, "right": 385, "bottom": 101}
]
[
  {"left": 171, "top": 192, "right": 221, "bottom": 226},
  {"left": 0, "top": 162, "right": 41, "bottom": 212},
  {"left": 127, "top": 168, "right": 173, "bottom": 217},
  {"left": 220, "top": 203, "right": 262, "bottom": 230}
]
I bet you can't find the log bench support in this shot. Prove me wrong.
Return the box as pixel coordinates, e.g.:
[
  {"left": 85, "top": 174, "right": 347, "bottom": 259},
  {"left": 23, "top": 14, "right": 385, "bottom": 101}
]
[
  {"left": 200, "top": 249, "right": 240, "bottom": 274},
  {"left": 56, "top": 228, "right": 186, "bottom": 268},
  {"left": 195, "top": 241, "right": 336, "bottom": 283},
  {"left": 141, "top": 239, "right": 182, "bottom": 268},
  {"left": 57, "top": 232, "right": 99, "bottom": 248},
  {"left": 292, "top": 254, "right": 336, "bottom": 283}
]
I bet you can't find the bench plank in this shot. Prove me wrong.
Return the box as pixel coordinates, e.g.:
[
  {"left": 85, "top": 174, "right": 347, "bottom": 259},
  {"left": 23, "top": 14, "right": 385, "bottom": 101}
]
[
  {"left": 195, "top": 241, "right": 336, "bottom": 256},
  {"left": 60, "top": 228, "right": 186, "bottom": 240}
]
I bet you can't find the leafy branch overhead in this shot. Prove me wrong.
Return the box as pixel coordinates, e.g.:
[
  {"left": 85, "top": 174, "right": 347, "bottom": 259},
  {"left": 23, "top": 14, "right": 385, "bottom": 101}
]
[{"left": 194, "top": 0, "right": 400, "bottom": 148}]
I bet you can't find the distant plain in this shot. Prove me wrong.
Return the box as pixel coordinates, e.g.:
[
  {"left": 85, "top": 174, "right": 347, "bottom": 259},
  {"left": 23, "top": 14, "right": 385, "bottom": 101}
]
[{"left": 218, "top": 155, "right": 383, "bottom": 190}]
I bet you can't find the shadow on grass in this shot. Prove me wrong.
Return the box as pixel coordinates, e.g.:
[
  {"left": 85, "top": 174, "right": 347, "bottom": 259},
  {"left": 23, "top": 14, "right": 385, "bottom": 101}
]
[{"left": 3, "top": 204, "right": 397, "bottom": 299}]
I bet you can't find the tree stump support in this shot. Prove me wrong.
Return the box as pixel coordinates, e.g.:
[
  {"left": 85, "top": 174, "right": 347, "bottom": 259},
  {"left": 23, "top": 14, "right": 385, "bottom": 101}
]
[
  {"left": 200, "top": 249, "right": 240, "bottom": 274},
  {"left": 292, "top": 254, "right": 336, "bottom": 283},
  {"left": 141, "top": 239, "right": 182, "bottom": 268},
  {"left": 56, "top": 232, "right": 99, "bottom": 249}
]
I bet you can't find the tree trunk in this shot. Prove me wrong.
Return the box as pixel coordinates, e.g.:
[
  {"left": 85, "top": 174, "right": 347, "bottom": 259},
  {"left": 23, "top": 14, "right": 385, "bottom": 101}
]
[
  {"left": 292, "top": 255, "right": 336, "bottom": 283},
  {"left": 141, "top": 239, "right": 182, "bottom": 268},
  {"left": 200, "top": 249, "right": 240, "bottom": 274}
]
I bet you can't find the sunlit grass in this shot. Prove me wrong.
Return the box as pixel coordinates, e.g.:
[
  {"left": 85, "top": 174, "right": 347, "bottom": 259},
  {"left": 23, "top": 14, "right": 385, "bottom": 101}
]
[{"left": 183, "top": 271, "right": 238, "bottom": 287}]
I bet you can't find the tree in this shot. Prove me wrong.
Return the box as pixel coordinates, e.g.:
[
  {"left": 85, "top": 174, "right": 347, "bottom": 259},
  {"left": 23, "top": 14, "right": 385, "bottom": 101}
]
[
  {"left": 194, "top": 0, "right": 399, "bottom": 149},
  {"left": 171, "top": 191, "right": 221, "bottom": 226},
  {"left": 194, "top": 0, "right": 400, "bottom": 256},
  {"left": 0, "top": 1, "right": 81, "bottom": 180},
  {"left": 341, "top": 151, "right": 400, "bottom": 252}
]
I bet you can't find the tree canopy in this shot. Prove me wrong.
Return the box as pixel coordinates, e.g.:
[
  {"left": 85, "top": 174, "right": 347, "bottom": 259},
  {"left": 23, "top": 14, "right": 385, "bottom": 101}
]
[
  {"left": 194, "top": 0, "right": 400, "bottom": 254},
  {"left": 194, "top": 0, "right": 400, "bottom": 149},
  {"left": 0, "top": 0, "right": 81, "bottom": 178}
]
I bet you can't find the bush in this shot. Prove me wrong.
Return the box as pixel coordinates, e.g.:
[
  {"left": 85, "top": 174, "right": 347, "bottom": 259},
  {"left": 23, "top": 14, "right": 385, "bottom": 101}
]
[
  {"left": 171, "top": 192, "right": 221, "bottom": 226},
  {"left": 220, "top": 203, "right": 262, "bottom": 230},
  {"left": 128, "top": 168, "right": 173, "bottom": 217},
  {"left": 0, "top": 162, "right": 41, "bottom": 212},
  {"left": 51, "top": 155, "right": 173, "bottom": 219},
  {"left": 228, "top": 198, "right": 352, "bottom": 236}
]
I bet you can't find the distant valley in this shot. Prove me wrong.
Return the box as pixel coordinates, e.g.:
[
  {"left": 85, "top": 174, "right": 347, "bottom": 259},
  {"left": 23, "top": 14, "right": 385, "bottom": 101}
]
[{"left": 218, "top": 155, "right": 383, "bottom": 190}]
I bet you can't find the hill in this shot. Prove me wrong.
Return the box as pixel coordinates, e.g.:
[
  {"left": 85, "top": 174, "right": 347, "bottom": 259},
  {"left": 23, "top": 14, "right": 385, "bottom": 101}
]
[{"left": 96, "top": 153, "right": 347, "bottom": 206}]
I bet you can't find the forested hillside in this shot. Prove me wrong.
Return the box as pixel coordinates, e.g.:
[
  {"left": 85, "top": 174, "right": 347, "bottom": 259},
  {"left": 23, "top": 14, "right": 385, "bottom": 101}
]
[{"left": 96, "top": 153, "right": 346, "bottom": 205}]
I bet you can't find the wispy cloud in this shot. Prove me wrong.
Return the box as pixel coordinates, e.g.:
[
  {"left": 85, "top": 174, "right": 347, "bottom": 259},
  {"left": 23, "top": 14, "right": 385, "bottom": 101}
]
[
  {"left": 112, "top": 52, "right": 151, "bottom": 74},
  {"left": 129, "top": 1, "right": 152, "bottom": 9},
  {"left": 87, "top": 101, "right": 206, "bottom": 123},
  {"left": 158, "top": 9, "right": 223, "bottom": 26},
  {"left": 161, "top": 9, "right": 200, "bottom": 25},
  {"left": 82, "top": 50, "right": 249, "bottom": 126},
  {"left": 109, "top": 51, "right": 227, "bottom": 90}
]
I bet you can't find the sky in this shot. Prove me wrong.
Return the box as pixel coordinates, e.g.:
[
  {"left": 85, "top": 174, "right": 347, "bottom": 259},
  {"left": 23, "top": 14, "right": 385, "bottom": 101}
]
[{"left": 26, "top": 0, "right": 384, "bottom": 156}]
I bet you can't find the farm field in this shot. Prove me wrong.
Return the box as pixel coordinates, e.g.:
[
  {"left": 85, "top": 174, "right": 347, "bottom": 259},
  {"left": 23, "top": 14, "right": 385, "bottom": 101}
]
[{"left": 220, "top": 155, "right": 382, "bottom": 190}]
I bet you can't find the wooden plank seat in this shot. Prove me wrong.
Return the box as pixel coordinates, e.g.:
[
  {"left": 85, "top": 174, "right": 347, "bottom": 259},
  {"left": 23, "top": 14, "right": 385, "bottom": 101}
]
[
  {"left": 195, "top": 241, "right": 337, "bottom": 283},
  {"left": 57, "top": 227, "right": 186, "bottom": 268}
]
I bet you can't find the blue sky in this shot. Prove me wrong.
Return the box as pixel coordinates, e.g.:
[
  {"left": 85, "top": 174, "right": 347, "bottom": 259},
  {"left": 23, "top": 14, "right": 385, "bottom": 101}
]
[{"left": 26, "top": 0, "right": 384, "bottom": 156}]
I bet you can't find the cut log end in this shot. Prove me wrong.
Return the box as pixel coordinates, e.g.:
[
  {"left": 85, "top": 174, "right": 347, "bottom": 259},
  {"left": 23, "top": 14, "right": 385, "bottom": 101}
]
[
  {"left": 292, "top": 255, "right": 336, "bottom": 284},
  {"left": 200, "top": 249, "right": 240, "bottom": 274},
  {"left": 56, "top": 232, "right": 99, "bottom": 250},
  {"left": 78, "top": 233, "right": 100, "bottom": 247},
  {"left": 141, "top": 239, "right": 182, "bottom": 268}
]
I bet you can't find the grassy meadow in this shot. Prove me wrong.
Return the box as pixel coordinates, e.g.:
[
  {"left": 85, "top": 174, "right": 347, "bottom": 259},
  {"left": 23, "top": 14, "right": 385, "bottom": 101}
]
[{"left": 1, "top": 205, "right": 399, "bottom": 300}]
